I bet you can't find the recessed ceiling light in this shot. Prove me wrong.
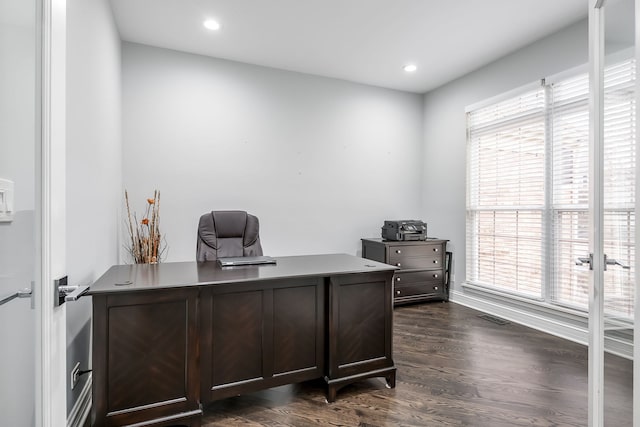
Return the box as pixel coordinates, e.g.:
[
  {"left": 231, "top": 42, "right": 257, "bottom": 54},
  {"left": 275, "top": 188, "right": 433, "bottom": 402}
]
[
  {"left": 203, "top": 19, "right": 221, "bottom": 31},
  {"left": 403, "top": 64, "right": 417, "bottom": 73}
]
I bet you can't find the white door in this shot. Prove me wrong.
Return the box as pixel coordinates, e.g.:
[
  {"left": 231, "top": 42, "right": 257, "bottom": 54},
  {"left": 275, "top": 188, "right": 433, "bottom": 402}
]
[{"left": 0, "top": 0, "right": 40, "bottom": 425}]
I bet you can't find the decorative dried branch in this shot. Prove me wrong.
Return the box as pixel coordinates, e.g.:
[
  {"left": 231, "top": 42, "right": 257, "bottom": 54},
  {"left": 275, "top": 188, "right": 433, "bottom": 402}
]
[{"left": 123, "top": 190, "right": 167, "bottom": 264}]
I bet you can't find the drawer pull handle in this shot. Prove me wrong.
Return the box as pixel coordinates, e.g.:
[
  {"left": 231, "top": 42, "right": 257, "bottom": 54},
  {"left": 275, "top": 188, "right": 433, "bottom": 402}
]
[
  {"left": 396, "top": 290, "right": 401, "bottom": 295},
  {"left": 396, "top": 277, "right": 401, "bottom": 282},
  {"left": 433, "top": 260, "right": 438, "bottom": 264},
  {"left": 433, "top": 274, "right": 439, "bottom": 279},
  {"left": 396, "top": 263, "right": 402, "bottom": 267},
  {"left": 434, "top": 287, "right": 438, "bottom": 291},
  {"left": 396, "top": 250, "right": 401, "bottom": 254},
  {"left": 433, "top": 248, "right": 439, "bottom": 252}
]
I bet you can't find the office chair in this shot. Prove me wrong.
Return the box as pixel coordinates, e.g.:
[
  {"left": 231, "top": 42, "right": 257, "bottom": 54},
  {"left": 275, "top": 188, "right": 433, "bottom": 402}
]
[{"left": 196, "top": 210, "right": 263, "bottom": 261}]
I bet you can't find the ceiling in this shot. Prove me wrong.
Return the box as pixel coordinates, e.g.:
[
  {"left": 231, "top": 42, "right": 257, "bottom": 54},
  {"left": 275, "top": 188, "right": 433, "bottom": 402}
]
[{"left": 108, "top": 0, "right": 588, "bottom": 94}]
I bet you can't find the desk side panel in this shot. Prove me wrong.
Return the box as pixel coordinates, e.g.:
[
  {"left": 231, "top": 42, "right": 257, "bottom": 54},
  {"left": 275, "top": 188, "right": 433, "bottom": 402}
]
[
  {"left": 337, "top": 281, "right": 386, "bottom": 364},
  {"left": 92, "top": 289, "right": 200, "bottom": 427},
  {"left": 326, "top": 270, "right": 396, "bottom": 401}
]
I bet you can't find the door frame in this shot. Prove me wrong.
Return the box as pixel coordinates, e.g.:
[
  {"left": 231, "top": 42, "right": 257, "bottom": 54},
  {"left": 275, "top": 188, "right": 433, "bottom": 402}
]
[
  {"left": 37, "top": 0, "right": 67, "bottom": 426},
  {"left": 587, "top": 1, "right": 605, "bottom": 426},
  {"left": 635, "top": 1, "right": 640, "bottom": 424}
]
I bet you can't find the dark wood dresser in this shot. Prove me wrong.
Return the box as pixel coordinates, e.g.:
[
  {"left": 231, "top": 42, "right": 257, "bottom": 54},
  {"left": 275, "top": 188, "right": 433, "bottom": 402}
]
[{"left": 361, "top": 238, "right": 450, "bottom": 305}]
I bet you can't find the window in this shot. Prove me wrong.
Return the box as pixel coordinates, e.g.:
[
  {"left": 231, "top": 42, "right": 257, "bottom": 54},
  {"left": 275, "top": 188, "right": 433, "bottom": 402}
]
[
  {"left": 467, "top": 86, "right": 546, "bottom": 298},
  {"left": 466, "top": 58, "right": 635, "bottom": 318}
]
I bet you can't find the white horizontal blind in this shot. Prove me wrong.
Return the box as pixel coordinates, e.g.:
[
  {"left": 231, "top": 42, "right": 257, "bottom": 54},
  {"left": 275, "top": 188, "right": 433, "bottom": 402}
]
[
  {"left": 467, "top": 58, "right": 635, "bottom": 318},
  {"left": 550, "top": 59, "right": 635, "bottom": 317},
  {"left": 550, "top": 72, "right": 590, "bottom": 310},
  {"left": 602, "top": 59, "right": 635, "bottom": 319},
  {"left": 467, "top": 86, "right": 546, "bottom": 297}
]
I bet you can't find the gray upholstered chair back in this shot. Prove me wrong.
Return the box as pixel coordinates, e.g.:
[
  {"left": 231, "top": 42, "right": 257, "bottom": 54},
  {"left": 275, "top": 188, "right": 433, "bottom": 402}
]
[{"left": 196, "top": 210, "right": 263, "bottom": 261}]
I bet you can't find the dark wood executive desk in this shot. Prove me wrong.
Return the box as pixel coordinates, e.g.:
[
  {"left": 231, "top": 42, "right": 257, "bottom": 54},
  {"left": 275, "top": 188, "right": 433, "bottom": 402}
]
[{"left": 90, "top": 254, "right": 397, "bottom": 427}]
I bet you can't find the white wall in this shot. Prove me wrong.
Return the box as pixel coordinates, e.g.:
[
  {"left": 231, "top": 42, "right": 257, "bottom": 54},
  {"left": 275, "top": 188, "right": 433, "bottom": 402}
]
[
  {"left": 66, "top": 0, "right": 121, "bottom": 416},
  {"left": 122, "top": 43, "right": 424, "bottom": 261},
  {"left": 422, "top": 19, "right": 588, "bottom": 291},
  {"left": 0, "top": 1, "right": 35, "bottom": 210},
  {"left": 0, "top": 1, "right": 36, "bottom": 425}
]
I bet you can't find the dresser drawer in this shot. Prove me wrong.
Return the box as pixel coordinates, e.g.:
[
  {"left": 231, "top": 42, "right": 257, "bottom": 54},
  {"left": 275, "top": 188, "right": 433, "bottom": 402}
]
[
  {"left": 388, "top": 244, "right": 443, "bottom": 269},
  {"left": 388, "top": 254, "right": 442, "bottom": 270},
  {"left": 393, "top": 270, "right": 443, "bottom": 286},
  {"left": 387, "top": 244, "right": 443, "bottom": 259},
  {"left": 394, "top": 282, "right": 443, "bottom": 299}
]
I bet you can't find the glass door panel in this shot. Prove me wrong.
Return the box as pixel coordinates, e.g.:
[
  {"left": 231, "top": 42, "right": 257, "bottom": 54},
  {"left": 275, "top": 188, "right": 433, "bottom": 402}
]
[{"left": 597, "top": 0, "right": 636, "bottom": 424}]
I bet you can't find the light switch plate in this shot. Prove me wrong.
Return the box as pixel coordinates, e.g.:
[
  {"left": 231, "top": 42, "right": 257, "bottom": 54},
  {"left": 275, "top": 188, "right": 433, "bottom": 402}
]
[{"left": 0, "top": 178, "right": 14, "bottom": 222}]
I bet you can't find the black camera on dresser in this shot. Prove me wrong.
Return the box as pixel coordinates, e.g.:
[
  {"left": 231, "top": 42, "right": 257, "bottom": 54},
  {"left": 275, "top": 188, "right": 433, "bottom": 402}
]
[{"left": 362, "top": 238, "right": 451, "bottom": 305}]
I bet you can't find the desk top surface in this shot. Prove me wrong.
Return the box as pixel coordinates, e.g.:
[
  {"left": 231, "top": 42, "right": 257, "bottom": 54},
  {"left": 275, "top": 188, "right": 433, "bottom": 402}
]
[{"left": 89, "top": 253, "right": 396, "bottom": 295}]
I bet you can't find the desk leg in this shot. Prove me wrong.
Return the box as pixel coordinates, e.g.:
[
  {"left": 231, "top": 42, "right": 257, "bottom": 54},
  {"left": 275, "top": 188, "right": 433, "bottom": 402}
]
[
  {"left": 385, "top": 370, "right": 396, "bottom": 388},
  {"left": 324, "top": 366, "right": 397, "bottom": 402},
  {"left": 326, "top": 383, "right": 338, "bottom": 404}
]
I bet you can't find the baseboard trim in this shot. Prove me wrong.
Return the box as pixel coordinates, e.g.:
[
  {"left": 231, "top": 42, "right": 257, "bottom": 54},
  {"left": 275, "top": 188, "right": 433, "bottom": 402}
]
[
  {"left": 67, "top": 374, "right": 92, "bottom": 427},
  {"left": 450, "top": 290, "right": 633, "bottom": 360}
]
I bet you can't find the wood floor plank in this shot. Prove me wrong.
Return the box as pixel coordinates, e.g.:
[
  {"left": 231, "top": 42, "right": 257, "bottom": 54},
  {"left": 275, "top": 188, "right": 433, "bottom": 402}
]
[{"left": 201, "top": 302, "right": 632, "bottom": 426}]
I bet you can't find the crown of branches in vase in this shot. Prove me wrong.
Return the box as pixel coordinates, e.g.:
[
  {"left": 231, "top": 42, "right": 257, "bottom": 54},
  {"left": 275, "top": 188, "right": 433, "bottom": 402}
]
[{"left": 124, "top": 190, "right": 167, "bottom": 264}]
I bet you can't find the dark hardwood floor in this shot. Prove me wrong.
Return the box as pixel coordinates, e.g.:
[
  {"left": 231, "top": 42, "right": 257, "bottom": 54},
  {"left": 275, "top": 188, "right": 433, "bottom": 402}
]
[{"left": 201, "top": 302, "right": 632, "bottom": 426}]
